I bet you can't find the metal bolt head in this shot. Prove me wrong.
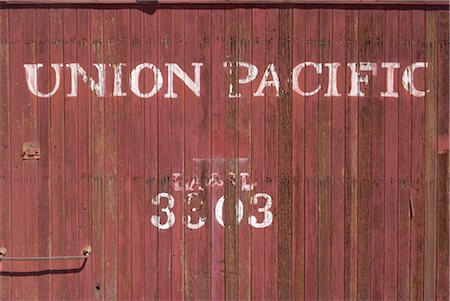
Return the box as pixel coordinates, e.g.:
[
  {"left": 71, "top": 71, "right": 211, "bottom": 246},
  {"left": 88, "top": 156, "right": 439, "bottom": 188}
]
[{"left": 82, "top": 246, "right": 92, "bottom": 256}]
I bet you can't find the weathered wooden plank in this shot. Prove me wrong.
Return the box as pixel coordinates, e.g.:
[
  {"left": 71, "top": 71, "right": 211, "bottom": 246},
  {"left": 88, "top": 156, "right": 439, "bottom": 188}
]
[
  {"left": 103, "top": 7, "right": 118, "bottom": 300},
  {"left": 143, "top": 5, "right": 159, "bottom": 300},
  {"left": 235, "top": 8, "right": 253, "bottom": 300},
  {"left": 317, "top": 8, "right": 332, "bottom": 300},
  {"left": 383, "top": 9, "right": 399, "bottom": 300},
  {"left": 185, "top": 8, "right": 200, "bottom": 301},
  {"left": 90, "top": 8, "right": 105, "bottom": 300},
  {"left": 0, "top": 7, "right": 11, "bottom": 299},
  {"left": 157, "top": 7, "right": 172, "bottom": 300},
  {"left": 224, "top": 8, "right": 238, "bottom": 301},
  {"left": 357, "top": 9, "right": 372, "bottom": 301},
  {"left": 34, "top": 7, "right": 51, "bottom": 301},
  {"left": 22, "top": 7, "right": 38, "bottom": 300},
  {"left": 129, "top": 6, "right": 145, "bottom": 300},
  {"left": 344, "top": 8, "right": 359, "bottom": 301},
  {"left": 116, "top": 7, "right": 132, "bottom": 300},
  {"left": 170, "top": 7, "right": 184, "bottom": 301},
  {"left": 277, "top": 7, "right": 292, "bottom": 301},
  {"left": 291, "top": 8, "right": 306, "bottom": 300},
  {"left": 210, "top": 7, "right": 225, "bottom": 301},
  {"left": 237, "top": 8, "right": 252, "bottom": 301},
  {"left": 410, "top": 9, "right": 425, "bottom": 300},
  {"left": 424, "top": 9, "right": 437, "bottom": 301},
  {"left": 76, "top": 7, "right": 93, "bottom": 300},
  {"left": 264, "top": 8, "right": 278, "bottom": 301},
  {"left": 436, "top": 9, "right": 449, "bottom": 301},
  {"left": 49, "top": 7, "right": 65, "bottom": 300},
  {"left": 304, "top": 8, "right": 319, "bottom": 301},
  {"left": 63, "top": 6, "right": 79, "bottom": 300},
  {"left": 197, "top": 9, "right": 212, "bottom": 300},
  {"left": 250, "top": 7, "right": 266, "bottom": 301},
  {"left": 331, "top": 8, "right": 345, "bottom": 301},
  {"left": 397, "top": 9, "right": 411, "bottom": 301},
  {"left": 370, "top": 9, "right": 385, "bottom": 300},
  {"left": 9, "top": 9, "right": 25, "bottom": 299}
]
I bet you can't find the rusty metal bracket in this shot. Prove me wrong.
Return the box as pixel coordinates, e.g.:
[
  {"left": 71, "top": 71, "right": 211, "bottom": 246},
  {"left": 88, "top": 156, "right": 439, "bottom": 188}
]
[
  {"left": 22, "top": 142, "right": 40, "bottom": 160},
  {"left": 0, "top": 246, "right": 92, "bottom": 261}
]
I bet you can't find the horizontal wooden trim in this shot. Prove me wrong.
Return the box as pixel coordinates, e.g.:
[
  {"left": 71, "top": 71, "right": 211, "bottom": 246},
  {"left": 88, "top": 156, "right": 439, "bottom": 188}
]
[{"left": 1, "top": 0, "right": 449, "bottom": 6}]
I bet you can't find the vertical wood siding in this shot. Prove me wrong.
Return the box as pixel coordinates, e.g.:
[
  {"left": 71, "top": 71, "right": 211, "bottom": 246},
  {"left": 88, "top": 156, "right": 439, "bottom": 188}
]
[{"left": 0, "top": 4, "right": 448, "bottom": 300}]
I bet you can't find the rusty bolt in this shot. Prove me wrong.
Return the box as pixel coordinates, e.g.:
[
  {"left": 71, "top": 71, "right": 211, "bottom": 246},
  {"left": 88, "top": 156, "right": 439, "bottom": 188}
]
[{"left": 82, "top": 245, "right": 92, "bottom": 256}]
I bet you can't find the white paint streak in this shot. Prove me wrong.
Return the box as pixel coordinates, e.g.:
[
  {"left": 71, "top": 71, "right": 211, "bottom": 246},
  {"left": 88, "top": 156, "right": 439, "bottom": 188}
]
[
  {"left": 240, "top": 172, "right": 256, "bottom": 191},
  {"left": 112, "top": 63, "right": 127, "bottom": 96},
  {"left": 292, "top": 62, "right": 322, "bottom": 96},
  {"left": 23, "top": 63, "right": 63, "bottom": 98},
  {"left": 164, "top": 63, "right": 203, "bottom": 98},
  {"left": 347, "top": 62, "right": 377, "bottom": 97},
  {"left": 208, "top": 172, "right": 224, "bottom": 187},
  {"left": 223, "top": 61, "right": 259, "bottom": 98},
  {"left": 66, "top": 63, "right": 106, "bottom": 97},
  {"left": 248, "top": 193, "right": 273, "bottom": 228},
  {"left": 185, "top": 176, "right": 203, "bottom": 191},
  {"left": 215, "top": 196, "right": 244, "bottom": 228},
  {"left": 130, "top": 63, "right": 163, "bottom": 98},
  {"left": 254, "top": 63, "right": 280, "bottom": 96},
  {"left": 172, "top": 173, "right": 183, "bottom": 191},
  {"left": 402, "top": 62, "right": 428, "bottom": 97},
  {"left": 380, "top": 62, "right": 400, "bottom": 97},
  {"left": 151, "top": 192, "right": 176, "bottom": 230},
  {"left": 324, "top": 62, "right": 341, "bottom": 97},
  {"left": 186, "top": 192, "right": 206, "bottom": 229}
]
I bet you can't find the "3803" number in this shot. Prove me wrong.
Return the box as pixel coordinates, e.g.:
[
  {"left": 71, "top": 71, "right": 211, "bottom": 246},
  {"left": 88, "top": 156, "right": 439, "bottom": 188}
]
[{"left": 150, "top": 192, "right": 273, "bottom": 230}]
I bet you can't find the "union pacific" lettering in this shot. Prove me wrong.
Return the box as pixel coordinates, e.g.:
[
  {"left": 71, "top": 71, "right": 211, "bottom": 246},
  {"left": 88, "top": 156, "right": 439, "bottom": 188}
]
[{"left": 23, "top": 61, "right": 428, "bottom": 99}]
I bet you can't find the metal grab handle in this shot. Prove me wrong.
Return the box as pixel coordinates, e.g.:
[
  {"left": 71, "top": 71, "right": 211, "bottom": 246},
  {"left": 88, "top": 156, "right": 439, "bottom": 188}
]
[{"left": 0, "top": 246, "right": 92, "bottom": 261}]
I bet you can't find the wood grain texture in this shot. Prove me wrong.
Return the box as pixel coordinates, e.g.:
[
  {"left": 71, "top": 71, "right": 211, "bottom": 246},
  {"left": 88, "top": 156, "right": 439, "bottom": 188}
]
[
  {"left": 210, "top": 8, "right": 225, "bottom": 300},
  {"left": 197, "top": 9, "right": 212, "bottom": 300},
  {"left": 49, "top": 8, "right": 65, "bottom": 300},
  {"left": 0, "top": 7, "right": 11, "bottom": 299},
  {"left": 35, "top": 7, "right": 51, "bottom": 301},
  {"left": 397, "top": 9, "right": 411, "bottom": 301},
  {"left": 277, "top": 7, "right": 292, "bottom": 301},
  {"left": 344, "top": 9, "right": 359, "bottom": 301},
  {"left": 436, "top": 9, "right": 449, "bottom": 301},
  {"left": 331, "top": 8, "right": 345, "bottom": 301},
  {"left": 357, "top": 9, "right": 372, "bottom": 301},
  {"left": 304, "top": 8, "right": 319, "bottom": 301},
  {"left": 116, "top": 7, "right": 132, "bottom": 300},
  {"left": 410, "top": 9, "right": 426, "bottom": 300},
  {"left": 424, "top": 9, "right": 437, "bottom": 301},
  {"left": 9, "top": 8, "right": 25, "bottom": 300},
  {"left": 384, "top": 9, "right": 398, "bottom": 301},
  {"left": 63, "top": 7, "right": 79, "bottom": 300},
  {"left": 317, "top": 8, "right": 332, "bottom": 300},
  {"left": 170, "top": 8, "right": 185, "bottom": 301},
  {"left": 0, "top": 6, "right": 446, "bottom": 300},
  {"left": 237, "top": 7, "right": 252, "bottom": 301},
  {"left": 22, "top": 8, "right": 38, "bottom": 300},
  {"left": 264, "top": 8, "right": 278, "bottom": 301},
  {"left": 103, "top": 7, "right": 118, "bottom": 300},
  {"left": 370, "top": 9, "right": 385, "bottom": 301},
  {"left": 291, "top": 8, "right": 305, "bottom": 300},
  {"left": 250, "top": 7, "right": 265, "bottom": 301},
  {"left": 129, "top": 7, "right": 144, "bottom": 300},
  {"left": 224, "top": 8, "right": 238, "bottom": 301}
]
